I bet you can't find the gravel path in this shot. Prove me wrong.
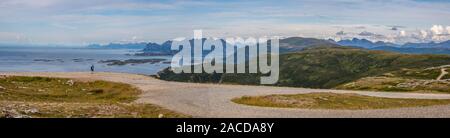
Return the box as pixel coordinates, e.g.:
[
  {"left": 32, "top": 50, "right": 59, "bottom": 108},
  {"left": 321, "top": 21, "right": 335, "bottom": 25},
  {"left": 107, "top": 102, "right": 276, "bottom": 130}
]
[
  {"left": 437, "top": 68, "right": 448, "bottom": 80},
  {"left": 2, "top": 72, "right": 450, "bottom": 118}
]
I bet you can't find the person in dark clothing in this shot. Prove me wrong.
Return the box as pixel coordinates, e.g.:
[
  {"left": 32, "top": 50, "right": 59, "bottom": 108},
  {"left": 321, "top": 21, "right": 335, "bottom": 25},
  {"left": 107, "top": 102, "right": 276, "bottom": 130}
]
[{"left": 90, "top": 65, "right": 95, "bottom": 73}]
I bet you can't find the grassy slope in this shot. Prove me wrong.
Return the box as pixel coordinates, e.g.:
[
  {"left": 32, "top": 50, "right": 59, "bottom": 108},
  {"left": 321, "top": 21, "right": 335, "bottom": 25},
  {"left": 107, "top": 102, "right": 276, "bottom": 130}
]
[
  {"left": 336, "top": 67, "right": 450, "bottom": 93},
  {"left": 232, "top": 93, "right": 450, "bottom": 110},
  {"left": 277, "top": 47, "right": 450, "bottom": 88},
  {"left": 158, "top": 46, "right": 450, "bottom": 89},
  {"left": 279, "top": 37, "right": 339, "bottom": 53},
  {"left": 0, "top": 76, "right": 188, "bottom": 118}
]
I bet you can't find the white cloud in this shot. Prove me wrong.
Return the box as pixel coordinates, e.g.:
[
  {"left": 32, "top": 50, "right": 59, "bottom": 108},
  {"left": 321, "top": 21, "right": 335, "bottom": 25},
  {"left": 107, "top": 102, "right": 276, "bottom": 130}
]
[
  {"left": 2, "top": 0, "right": 450, "bottom": 45},
  {"left": 431, "top": 25, "right": 445, "bottom": 35},
  {"left": 173, "top": 37, "right": 186, "bottom": 41},
  {"left": 427, "top": 25, "right": 450, "bottom": 41},
  {"left": 420, "top": 30, "right": 428, "bottom": 39},
  {"left": 333, "top": 25, "right": 450, "bottom": 44},
  {"left": 400, "top": 30, "right": 406, "bottom": 37},
  {"left": 447, "top": 26, "right": 450, "bottom": 34}
]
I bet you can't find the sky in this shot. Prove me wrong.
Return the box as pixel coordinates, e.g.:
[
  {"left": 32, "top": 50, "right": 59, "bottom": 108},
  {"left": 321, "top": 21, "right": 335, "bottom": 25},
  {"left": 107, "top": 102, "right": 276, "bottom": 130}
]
[{"left": 0, "top": 0, "right": 450, "bottom": 46}]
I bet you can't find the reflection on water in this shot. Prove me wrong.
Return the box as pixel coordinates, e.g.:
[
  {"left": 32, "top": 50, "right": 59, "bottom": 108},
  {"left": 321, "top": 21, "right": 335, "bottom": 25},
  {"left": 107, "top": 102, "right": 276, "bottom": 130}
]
[{"left": 0, "top": 47, "right": 171, "bottom": 75}]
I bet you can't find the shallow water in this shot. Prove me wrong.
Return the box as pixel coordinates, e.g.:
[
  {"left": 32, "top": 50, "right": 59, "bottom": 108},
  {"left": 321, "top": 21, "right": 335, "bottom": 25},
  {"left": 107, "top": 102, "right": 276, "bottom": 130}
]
[{"left": 0, "top": 47, "right": 171, "bottom": 75}]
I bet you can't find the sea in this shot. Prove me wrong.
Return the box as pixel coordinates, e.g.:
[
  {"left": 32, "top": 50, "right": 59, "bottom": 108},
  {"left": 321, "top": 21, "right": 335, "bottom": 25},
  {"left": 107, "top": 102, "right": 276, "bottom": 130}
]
[{"left": 0, "top": 47, "right": 171, "bottom": 75}]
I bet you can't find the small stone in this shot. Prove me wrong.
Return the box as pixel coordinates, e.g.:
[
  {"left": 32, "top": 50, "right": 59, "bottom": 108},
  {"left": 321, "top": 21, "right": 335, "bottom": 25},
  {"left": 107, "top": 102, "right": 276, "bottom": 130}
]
[
  {"left": 0, "top": 86, "right": 5, "bottom": 91},
  {"left": 66, "top": 80, "right": 74, "bottom": 86},
  {"left": 131, "top": 112, "right": 138, "bottom": 117},
  {"left": 158, "top": 114, "right": 164, "bottom": 118},
  {"left": 24, "top": 108, "right": 39, "bottom": 114}
]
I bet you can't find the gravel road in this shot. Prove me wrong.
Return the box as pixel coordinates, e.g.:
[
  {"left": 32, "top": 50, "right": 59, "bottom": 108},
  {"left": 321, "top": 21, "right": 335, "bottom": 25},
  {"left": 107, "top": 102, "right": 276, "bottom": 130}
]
[{"left": 2, "top": 72, "right": 450, "bottom": 118}]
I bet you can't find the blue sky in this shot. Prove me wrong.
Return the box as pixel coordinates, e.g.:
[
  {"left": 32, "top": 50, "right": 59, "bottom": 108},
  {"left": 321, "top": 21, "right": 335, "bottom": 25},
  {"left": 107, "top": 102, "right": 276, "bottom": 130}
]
[{"left": 0, "top": 0, "right": 450, "bottom": 46}]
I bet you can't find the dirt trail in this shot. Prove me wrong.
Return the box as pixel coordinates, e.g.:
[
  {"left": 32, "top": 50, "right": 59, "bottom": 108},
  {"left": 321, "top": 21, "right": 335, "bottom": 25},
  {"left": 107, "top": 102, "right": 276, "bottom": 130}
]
[
  {"left": 437, "top": 68, "right": 448, "bottom": 80},
  {"left": 2, "top": 72, "right": 450, "bottom": 118}
]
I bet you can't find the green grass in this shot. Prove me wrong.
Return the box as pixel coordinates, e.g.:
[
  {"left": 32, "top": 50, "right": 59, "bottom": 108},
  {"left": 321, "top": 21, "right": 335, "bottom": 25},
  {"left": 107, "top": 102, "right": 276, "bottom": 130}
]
[
  {"left": 276, "top": 47, "right": 450, "bottom": 88},
  {"left": 0, "top": 76, "right": 189, "bottom": 118},
  {"left": 336, "top": 72, "right": 450, "bottom": 93},
  {"left": 232, "top": 93, "right": 450, "bottom": 110},
  {"left": 390, "top": 68, "right": 442, "bottom": 80},
  {"left": 0, "top": 76, "right": 140, "bottom": 103},
  {"left": 158, "top": 46, "right": 450, "bottom": 89}
]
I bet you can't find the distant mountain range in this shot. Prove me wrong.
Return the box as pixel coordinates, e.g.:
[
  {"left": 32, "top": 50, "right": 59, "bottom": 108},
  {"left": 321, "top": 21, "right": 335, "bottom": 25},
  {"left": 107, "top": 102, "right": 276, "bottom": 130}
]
[
  {"left": 87, "top": 42, "right": 148, "bottom": 49},
  {"left": 370, "top": 46, "right": 450, "bottom": 55},
  {"left": 335, "top": 38, "right": 450, "bottom": 49},
  {"left": 88, "top": 37, "right": 450, "bottom": 55},
  {"left": 403, "top": 41, "right": 450, "bottom": 48},
  {"left": 135, "top": 41, "right": 176, "bottom": 56},
  {"left": 279, "top": 37, "right": 339, "bottom": 53},
  {"left": 142, "top": 41, "right": 173, "bottom": 53},
  {"left": 139, "top": 37, "right": 339, "bottom": 55},
  {"left": 336, "top": 38, "right": 399, "bottom": 48},
  {"left": 335, "top": 38, "right": 450, "bottom": 55}
]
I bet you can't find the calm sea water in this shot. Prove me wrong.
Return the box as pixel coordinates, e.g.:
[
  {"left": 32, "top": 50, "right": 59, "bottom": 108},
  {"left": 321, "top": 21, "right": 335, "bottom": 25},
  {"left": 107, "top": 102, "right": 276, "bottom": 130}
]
[{"left": 0, "top": 47, "right": 171, "bottom": 75}]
